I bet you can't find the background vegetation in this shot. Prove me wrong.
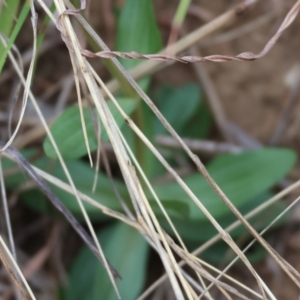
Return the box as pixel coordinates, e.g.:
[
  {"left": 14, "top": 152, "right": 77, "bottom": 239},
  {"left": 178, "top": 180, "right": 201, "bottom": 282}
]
[{"left": 0, "top": 0, "right": 300, "bottom": 299}]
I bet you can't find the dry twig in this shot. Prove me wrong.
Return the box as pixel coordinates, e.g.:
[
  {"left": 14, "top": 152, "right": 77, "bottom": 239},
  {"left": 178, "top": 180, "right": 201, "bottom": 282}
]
[
  {"left": 58, "top": 0, "right": 300, "bottom": 64},
  {"left": 155, "top": 135, "right": 243, "bottom": 155}
]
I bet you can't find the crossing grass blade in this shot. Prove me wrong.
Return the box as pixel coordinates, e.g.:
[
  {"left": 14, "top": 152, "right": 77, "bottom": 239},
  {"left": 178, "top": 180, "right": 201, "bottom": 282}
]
[{"left": 0, "top": 2, "right": 29, "bottom": 73}]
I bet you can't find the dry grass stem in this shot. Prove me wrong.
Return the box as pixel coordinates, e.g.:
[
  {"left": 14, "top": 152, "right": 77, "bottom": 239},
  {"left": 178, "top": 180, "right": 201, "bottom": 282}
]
[
  {"left": 56, "top": 0, "right": 298, "bottom": 77},
  {"left": 0, "top": 236, "right": 35, "bottom": 300},
  {"left": 145, "top": 176, "right": 300, "bottom": 297},
  {"left": 3, "top": 0, "right": 300, "bottom": 298},
  {"left": 188, "top": 45, "right": 231, "bottom": 141},
  {"left": 92, "top": 65, "right": 270, "bottom": 298},
  {"left": 0, "top": 160, "right": 16, "bottom": 259},
  {"left": 200, "top": 13, "right": 274, "bottom": 47},
  {"left": 52, "top": 0, "right": 300, "bottom": 297},
  {"left": 75, "top": 0, "right": 261, "bottom": 95},
  {"left": 78, "top": 0, "right": 300, "bottom": 63},
  {"left": 0, "top": 1, "right": 37, "bottom": 152}
]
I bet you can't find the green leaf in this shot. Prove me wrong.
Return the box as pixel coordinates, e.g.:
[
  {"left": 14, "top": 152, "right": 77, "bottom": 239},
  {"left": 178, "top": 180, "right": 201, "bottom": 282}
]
[
  {"left": 93, "top": 223, "right": 148, "bottom": 300},
  {"left": 199, "top": 239, "right": 268, "bottom": 264},
  {"left": 173, "top": 0, "right": 191, "bottom": 26},
  {"left": 2, "top": 152, "right": 127, "bottom": 221},
  {"left": 116, "top": 0, "right": 162, "bottom": 178},
  {"left": 117, "top": 0, "right": 162, "bottom": 71},
  {"left": 183, "top": 101, "right": 212, "bottom": 139},
  {"left": 117, "top": 0, "right": 162, "bottom": 91},
  {"left": 161, "top": 192, "right": 288, "bottom": 242},
  {"left": 0, "top": 2, "right": 29, "bottom": 74},
  {"left": 61, "top": 223, "right": 149, "bottom": 300},
  {"left": 26, "top": 159, "right": 128, "bottom": 221},
  {"left": 153, "top": 148, "right": 296, "bottom": 221},
  {"left": 0, "top": 0, "right": 19, "bottom": 36},
  {"left": 154, "top": 84, "right": 202, "bottom": 135},
  {"left": 43, "top": 98, "right": 137, "bottom": 160},
  {"left": 151, "top": 198, "right": 190, "bottom": 220},
  {"left": 60, "top": 240, "right": 97, "bottom": 300},
  {"left": 2, "top": 151, "right": 190, "bottom": 221}
]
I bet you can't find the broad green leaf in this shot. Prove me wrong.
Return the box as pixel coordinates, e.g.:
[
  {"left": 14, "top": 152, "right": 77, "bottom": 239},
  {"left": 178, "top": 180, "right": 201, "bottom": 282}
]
[
  {"left": 161, "top": 192, "right": 288, "bottom": 242},
  {"left": 26, "top": 159, "right": 128, "bottom": 220},
  {"left": 61, "top": 223, "right": 149, "bottom": 300},
  {"left": 154, "top": 84, "right": 203, "bottom": 135},
  {"left": 151, "top": 198, "right": 190, "bottom": 220},
  {"left": 33, "top": 159, "right": 189, "bottom": 220},
  {"left": 43, "top": 98, "right": 137, "bottom": 160},
  {"left": 153, "top": 149, "right": 296, "bottom": 221},
  {"left": 151, "top": 83, "right": 207, "bottom": 178},
  {"left": 117, "top": 0, "right": 162, "bottom": 72},
  {"left": 22, "top": 185, "right": 190, "bottom": 222},
  {"left": 60, "top": 239, "right": 97, "bottom": 300},
  {"left": 2, "top": 153, "right": 127, "bottom": 221},
  {"left": 199, "top": 238, "right": 267, "bottom": 264},
  {"left": 92, "top": 223, "right": 148, "bottom": 300},
  {"left": 116, "top": 0, "right": 163, "bottom": 178},
  {"left": 2, "top": 151, "right": 189, "bottom": 221},
  {"left": 183, "top": 101, "right": 212, "bottom": 139}
]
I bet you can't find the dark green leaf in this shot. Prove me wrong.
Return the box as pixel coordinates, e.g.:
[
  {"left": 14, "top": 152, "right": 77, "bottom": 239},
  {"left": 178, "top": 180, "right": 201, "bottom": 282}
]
[
  {"left": 92, "top": 223, "right": 148, "bottom": 300},
  {"left": 61, "top": 223, "right": 149, "bottom": 300},
  {"left": 2, "top": 152, "right": 127, "bottom": 221},
  {"left": 117, "top": 0, "right": 162, "bottom": 71},
  {"left": 153, "top": 149, "right": 296, "bottom": 221},
  {"left": 151, "top": 198, "right": 190, "bottom": 220},
  {"left": 28, "top": 159, "right": 128, "bottom": 220},
  {"left": 116, "top": 0, "right": 162, "bottom": 178},
  {"left": 0, "top": 2, "right": 29, "bottom": 74},
  {"left": 161, "top": 192, "right": 288, "bottom": 242},
  {"left": 43, "top": 98, "right": 137, "bottom": 160},
  {"left": 199, "top": 239, "right": 267, "bottom": 264},
  {"left": 154, "top": 84, "right": 202, "bottom": 135},
  {"left": 117, "top": 0, "right": 162, "bottom": 91},
  {"left": 2, "top": 151, "right": 190, "bottom": 221},
  {"left": 60, "top": 241, "right": 97, "bottom": 300},
  {"left": 183, "top": 101, "right": 212, "bottom": 139}
]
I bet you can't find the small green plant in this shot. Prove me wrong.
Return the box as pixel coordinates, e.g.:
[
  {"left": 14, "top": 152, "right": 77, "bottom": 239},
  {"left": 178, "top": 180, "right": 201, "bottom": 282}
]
[{"left": 0, "top": 0, "right": 297, "bottom": 298}]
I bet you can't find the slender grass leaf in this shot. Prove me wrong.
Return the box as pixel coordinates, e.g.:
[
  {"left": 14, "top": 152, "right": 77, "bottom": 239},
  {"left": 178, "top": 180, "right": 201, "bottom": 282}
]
[
  {"left": 173, "top": 0, "right": 191, "bottom": 26},
  {"left": 0, "top": 2, "right": 29, "bottom": 73},
  {"left": 43, "top": 98, "right": 137, "bottom": 160},
  {"left": 0, "top": 0, "right": 19, "bottom": 36}
]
